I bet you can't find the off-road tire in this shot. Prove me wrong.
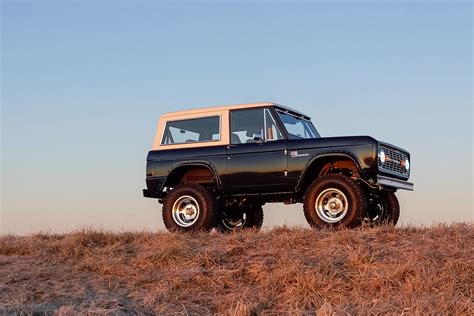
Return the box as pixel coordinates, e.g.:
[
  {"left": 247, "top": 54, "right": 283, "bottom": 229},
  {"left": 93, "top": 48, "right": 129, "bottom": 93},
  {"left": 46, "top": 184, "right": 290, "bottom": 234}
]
[
  {"left": 218, "top": 205, "right": 264, "bottom": 231},
  {"left": 162, "top": 183, "right": 218, "bottom": 232},
  {"left": 365, "top": 191, "right": 400, "bottom": 226},
  {"left": 304, "top": 174, "right": 366, "bottom": 229},
  {"left": 384, "top": 192, "right": 400, "bottom": 225}
]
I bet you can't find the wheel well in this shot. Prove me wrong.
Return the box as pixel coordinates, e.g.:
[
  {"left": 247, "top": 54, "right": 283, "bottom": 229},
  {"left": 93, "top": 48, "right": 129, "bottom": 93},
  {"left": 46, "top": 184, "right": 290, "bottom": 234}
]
[
  {"left": 299, "top": 156, "right": 360, "bottom": 193},
  {"left": 164, "top": 165, "right": 217, "bottom": 188}
]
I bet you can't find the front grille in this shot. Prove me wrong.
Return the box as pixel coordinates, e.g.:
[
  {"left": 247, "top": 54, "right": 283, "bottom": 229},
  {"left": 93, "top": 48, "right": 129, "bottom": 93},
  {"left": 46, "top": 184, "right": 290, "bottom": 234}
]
[{"left": 379, "top": 146, "right": 409, "bottom": 177}]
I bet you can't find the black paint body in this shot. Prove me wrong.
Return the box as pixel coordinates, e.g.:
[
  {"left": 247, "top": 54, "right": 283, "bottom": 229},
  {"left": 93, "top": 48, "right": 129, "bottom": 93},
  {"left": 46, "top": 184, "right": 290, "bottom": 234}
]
[{"left": 144, "top": 106, "right": 412, "bottom": 203}]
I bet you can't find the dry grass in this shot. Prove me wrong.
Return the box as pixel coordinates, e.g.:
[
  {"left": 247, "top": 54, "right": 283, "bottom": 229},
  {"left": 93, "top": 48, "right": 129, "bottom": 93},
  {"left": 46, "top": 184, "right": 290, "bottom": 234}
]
[{"left": 1, "top": 224, "right": 473, "bottom": 315}]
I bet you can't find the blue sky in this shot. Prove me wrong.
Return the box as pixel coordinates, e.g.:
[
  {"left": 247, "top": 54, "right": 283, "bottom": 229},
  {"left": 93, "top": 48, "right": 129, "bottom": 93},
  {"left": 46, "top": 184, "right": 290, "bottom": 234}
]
[{"left": 1, "top": 1, "right": 472, "bottom": 234}]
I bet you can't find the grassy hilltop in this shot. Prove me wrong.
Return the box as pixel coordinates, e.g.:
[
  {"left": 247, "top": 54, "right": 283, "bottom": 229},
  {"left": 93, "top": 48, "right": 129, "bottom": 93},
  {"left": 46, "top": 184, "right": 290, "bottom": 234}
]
[{"left": 1, "top": 224, "right": 473, "bottom": 314}]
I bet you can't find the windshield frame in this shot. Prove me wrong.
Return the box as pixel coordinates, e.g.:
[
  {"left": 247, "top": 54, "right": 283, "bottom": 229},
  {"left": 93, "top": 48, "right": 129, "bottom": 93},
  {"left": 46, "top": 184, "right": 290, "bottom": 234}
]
[{"left": 276, "top": 109, "right": 320, "bottom": 139}]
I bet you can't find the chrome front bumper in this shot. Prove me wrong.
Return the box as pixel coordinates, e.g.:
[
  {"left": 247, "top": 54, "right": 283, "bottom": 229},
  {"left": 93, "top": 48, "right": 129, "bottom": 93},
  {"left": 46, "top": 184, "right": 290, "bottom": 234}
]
[{"left": 377, "top": 175, "right": 414, "bottom": 191}]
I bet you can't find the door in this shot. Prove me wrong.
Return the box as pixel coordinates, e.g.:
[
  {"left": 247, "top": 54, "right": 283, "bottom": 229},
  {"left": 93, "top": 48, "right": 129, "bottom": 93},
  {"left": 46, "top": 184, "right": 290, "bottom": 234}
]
[{"left": 224, "top": 107, "right": 289, "bottom": 193}]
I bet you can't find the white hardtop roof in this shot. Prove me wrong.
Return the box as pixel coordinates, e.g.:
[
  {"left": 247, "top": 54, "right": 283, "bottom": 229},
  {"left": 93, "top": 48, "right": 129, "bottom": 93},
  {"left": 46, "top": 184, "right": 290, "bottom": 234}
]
[{"left": 160, "top": 102, "right": 310, "bottom": 119}]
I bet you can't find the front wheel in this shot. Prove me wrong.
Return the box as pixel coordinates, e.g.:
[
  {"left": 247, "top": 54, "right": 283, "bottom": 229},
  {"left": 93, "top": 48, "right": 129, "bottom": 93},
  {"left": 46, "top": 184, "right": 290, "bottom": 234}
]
[
  {"left": 218, "top": 205, "right": 264, "bottom": 231},
  {"left": 303, "top": 174, "right": 366, "bottom": 229},
  {"left": 162, "top": 183, "right": 218, "bottom": 232}
]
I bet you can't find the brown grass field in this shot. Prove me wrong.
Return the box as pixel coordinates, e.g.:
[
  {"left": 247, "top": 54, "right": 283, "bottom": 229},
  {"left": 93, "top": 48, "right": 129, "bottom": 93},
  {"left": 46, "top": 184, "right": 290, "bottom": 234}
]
[{"left": 1, "top": 224, "right": 473, "bottom": 315}]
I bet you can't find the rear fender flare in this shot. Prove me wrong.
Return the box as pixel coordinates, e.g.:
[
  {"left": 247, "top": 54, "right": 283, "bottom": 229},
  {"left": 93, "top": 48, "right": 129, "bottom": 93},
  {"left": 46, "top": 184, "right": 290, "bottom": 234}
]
[{"left": 162, "top": 161, "right": 222, "bottom": 190}]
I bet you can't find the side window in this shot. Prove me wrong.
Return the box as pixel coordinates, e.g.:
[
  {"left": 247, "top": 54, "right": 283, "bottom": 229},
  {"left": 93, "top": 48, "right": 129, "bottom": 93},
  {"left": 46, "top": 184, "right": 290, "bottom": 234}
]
[
  {"left": 230, "top": 109, "right": 264, "bottom": 144},
  {"left": 161, "top": 116, "right": 220, "bottom": 145},
  {"left": 230, "top": 108, "right": 283, "bottom": 144},
  {"left": 264, "top": 109, "right": 283, "bottom": 141}
]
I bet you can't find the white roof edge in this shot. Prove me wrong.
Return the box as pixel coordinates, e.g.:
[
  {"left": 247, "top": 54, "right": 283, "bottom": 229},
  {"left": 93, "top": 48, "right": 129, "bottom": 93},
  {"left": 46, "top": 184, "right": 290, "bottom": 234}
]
[
  {"left": 160, "top": 102, "right": 276, "bottom": 118},
  {"left": 159, "top": 102, "right": 312, "bottom": 120}
]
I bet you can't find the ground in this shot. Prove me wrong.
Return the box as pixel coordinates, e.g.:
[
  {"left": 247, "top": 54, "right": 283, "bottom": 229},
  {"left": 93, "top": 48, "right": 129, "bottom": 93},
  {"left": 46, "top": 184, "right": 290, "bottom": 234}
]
[{"left": 1, "top": 224, "right": 473, "bottom": 314}]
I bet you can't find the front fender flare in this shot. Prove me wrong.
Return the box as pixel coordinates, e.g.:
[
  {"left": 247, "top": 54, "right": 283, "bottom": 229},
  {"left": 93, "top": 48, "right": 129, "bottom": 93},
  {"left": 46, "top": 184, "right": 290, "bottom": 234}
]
[{"left": 295, "top": 151, "right": 363, "bottom": 192}]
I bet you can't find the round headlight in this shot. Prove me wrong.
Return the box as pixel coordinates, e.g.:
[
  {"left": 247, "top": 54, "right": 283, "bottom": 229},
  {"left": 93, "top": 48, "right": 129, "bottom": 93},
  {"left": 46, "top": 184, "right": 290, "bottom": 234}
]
[
  {"left": 379, "top": 149, "right": 386, "bottom": 164},
  {"left": 405, "top": 158, "right": 410, "bottom": 171}
]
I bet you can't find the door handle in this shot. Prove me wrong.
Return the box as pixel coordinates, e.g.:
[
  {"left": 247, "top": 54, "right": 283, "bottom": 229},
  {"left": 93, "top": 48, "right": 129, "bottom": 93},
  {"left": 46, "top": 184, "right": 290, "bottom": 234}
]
[{"left": 227, "top": 144, "right": 238, "bottom": 149}]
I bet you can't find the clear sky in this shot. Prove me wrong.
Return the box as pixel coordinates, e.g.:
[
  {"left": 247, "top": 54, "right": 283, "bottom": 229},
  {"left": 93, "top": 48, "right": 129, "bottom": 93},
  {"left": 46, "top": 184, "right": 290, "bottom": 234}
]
[{"left": 1, "top": 1, "right": 472, "bottom": 234}]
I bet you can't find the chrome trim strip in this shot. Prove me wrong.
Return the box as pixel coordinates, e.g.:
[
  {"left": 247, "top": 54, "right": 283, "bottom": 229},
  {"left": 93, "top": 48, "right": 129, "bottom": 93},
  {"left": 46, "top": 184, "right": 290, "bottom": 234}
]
[{"left": 377, "top": 175, "right": 414, "bottom": 191}]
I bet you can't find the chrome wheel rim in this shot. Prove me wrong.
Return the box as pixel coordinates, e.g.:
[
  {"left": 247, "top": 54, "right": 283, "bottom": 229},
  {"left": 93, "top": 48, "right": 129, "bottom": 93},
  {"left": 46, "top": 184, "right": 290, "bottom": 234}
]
[
  {"left": 315, "top": 188, "right": 349, "bottom": 223},
  {"left": 222, "top": 212, "right": 247, "bottom": 230},
  {"left": 172, "top": 195, "right": 200, "bottom": 227}
]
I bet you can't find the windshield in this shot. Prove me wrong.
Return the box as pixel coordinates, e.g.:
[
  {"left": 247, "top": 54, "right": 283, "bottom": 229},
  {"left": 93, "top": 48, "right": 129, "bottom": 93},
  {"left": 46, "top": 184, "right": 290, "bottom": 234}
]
[{"left": 277, "top": 111, "right": 320, "bottom": 139}]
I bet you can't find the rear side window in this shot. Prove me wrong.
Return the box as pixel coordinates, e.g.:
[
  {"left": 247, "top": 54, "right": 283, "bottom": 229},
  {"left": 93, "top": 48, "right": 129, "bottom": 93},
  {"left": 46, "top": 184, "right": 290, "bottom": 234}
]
[{"left": 161, "top": 116, "right": 220, "bottom": 145}]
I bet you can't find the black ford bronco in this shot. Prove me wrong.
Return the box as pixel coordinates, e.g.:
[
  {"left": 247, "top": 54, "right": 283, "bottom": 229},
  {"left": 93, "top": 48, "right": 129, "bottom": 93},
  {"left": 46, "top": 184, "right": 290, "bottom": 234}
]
[{"left": 143, "top": 102, "right": 413, "bottom": 232}]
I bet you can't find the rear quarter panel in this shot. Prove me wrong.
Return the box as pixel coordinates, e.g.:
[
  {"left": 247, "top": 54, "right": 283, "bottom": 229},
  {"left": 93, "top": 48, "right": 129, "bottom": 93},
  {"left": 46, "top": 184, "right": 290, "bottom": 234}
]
[{"left": 146, "top": 146, "right": 227, "bottom": 194}]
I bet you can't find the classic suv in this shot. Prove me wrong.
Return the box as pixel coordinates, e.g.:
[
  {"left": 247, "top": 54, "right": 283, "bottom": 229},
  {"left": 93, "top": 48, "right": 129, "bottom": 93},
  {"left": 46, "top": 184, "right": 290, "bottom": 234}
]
[{"left": 143, "top": 102, "right": 413, "bottom": 232}]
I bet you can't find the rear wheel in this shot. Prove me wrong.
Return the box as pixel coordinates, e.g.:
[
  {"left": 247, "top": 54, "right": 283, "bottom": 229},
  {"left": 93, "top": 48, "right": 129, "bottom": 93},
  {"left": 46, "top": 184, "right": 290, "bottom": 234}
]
[
  {"left": 304, "top": 174, "right": 366, "bottom": 228},
  {"left": 162, "top": 183, "right": 218, "bottom": 232},
  {"left": 218, "top": 205, "right": 264, "bottom": 231},
  {"left": 365, "top": 191, "right": 400, "bottom": 226}
]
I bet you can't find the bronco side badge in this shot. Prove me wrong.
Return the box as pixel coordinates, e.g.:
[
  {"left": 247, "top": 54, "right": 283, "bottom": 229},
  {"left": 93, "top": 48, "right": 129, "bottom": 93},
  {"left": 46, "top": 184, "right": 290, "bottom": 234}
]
[{"left": 290, "top": 151, "right": 309, "bottom": 158}]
